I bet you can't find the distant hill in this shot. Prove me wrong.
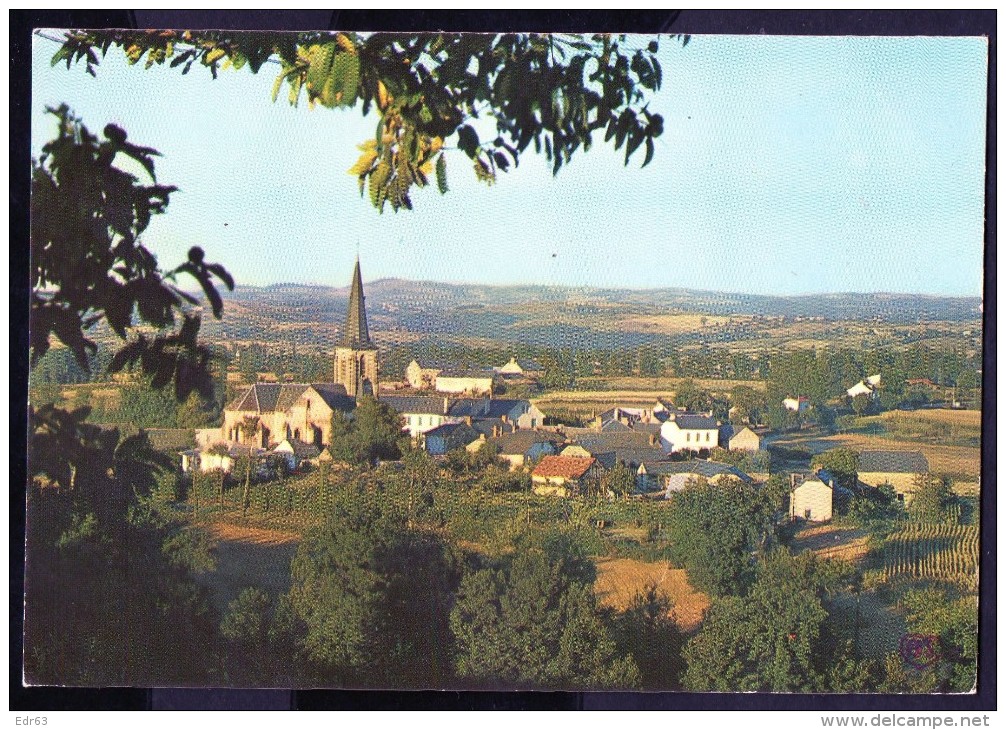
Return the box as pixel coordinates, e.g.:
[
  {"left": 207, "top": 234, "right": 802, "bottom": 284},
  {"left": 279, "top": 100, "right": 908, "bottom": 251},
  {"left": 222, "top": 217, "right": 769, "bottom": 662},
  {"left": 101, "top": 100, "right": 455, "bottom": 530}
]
[{"left": 200, "top": 279, "right": 982, "bottom": 351}]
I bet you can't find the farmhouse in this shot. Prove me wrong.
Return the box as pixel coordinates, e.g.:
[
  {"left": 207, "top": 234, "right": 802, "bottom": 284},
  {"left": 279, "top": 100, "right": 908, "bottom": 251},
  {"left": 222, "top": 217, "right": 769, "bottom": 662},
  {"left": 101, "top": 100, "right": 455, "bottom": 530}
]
[
  {"left": 789, "top": 476, "right": 835, "bottom": 522},
  {"left": 404, "top": 359, "right": 444, "bottom": 390},
  {"left": 487, "top": 430, "right": 562, "bottom": 469},
  {"left": 270, "top": 438, "right": 321, "bottom": 472},
  {"left": 727, "top": 425, "right": 761, "bottom": 452},
  {"left": 424, "top": 421, "right": 481, "bottom": 456},
  {"left": 857, "top": 450, "right": 930, "bottom": 503},
  {"left": 636, "top": 459, "right": 753, "bottom": 496},
  {"left": 659, "top": 412, "right": 720, "bottom": 453},
  {"left": 380, "top": 394, "right": 452, "bottom": 438},
  {"left": 847, "top": 374, "right": 882, "bottom": 399},
  {"left": 494, "top": 357, "right": 544, "bottom": 379},
  {"left": 448, "top": 397, "right": 545, "bottom": 429},
  {"left": 531, "top": 456, "right": 603, "bottom": 497},
  {"left": 782, "top": 396, "right": 811, "bottom": 413},
  {"left": 435, "top": 369, "right": 496, "bottom": 396}
]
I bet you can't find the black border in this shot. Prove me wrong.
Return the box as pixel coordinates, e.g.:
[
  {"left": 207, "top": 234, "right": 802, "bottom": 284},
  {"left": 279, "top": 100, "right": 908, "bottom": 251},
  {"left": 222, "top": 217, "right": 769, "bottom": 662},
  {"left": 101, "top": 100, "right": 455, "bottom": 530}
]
[{"left": 9, "top": 9, "right": 996, "bottom": 712}]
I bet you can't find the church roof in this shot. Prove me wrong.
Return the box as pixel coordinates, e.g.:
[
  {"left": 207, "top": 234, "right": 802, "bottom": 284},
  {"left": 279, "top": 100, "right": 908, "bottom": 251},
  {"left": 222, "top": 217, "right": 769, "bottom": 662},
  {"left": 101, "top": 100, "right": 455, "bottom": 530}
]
[
  {"left": 342, "top": 258, "right": 374, "bottom": 349},
  {"left": 226, "top": 382, "right": 353, "bottom": 414}
]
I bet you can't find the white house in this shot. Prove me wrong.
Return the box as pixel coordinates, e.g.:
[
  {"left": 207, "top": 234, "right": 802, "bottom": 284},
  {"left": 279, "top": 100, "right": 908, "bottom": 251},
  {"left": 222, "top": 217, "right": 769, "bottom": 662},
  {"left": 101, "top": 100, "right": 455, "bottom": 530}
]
[
  {"left": 380, "top": 395, "right": 452, "bottom": 438},
  {"left": 847, "top": 374, "right": 882, "bottom": 399},
  {"left": 659, "top": 412, "right": 720, "bottom": 453},
  {"left": 790, "top": 477, "right": 835, "bottom": 522},
  {"left": 271, "top": 439, "right": 322, "bottom": 471},
  {"left": 782, "top": 396, "right": 811, "bottom": 413}
]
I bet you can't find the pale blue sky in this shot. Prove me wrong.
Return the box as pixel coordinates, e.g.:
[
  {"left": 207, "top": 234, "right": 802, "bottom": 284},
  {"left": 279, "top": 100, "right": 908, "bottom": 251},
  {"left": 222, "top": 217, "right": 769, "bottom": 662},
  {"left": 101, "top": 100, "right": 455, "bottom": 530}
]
[{"left": 31, "top": 32, "right": 987, "bottom": 296}]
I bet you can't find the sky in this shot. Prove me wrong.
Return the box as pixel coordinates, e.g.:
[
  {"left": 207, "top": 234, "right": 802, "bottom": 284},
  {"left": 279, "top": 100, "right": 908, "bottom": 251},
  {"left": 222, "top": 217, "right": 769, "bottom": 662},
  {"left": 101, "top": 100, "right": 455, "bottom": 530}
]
[{"left": 31, "top": 32, "right": 988, "bottom": 296}]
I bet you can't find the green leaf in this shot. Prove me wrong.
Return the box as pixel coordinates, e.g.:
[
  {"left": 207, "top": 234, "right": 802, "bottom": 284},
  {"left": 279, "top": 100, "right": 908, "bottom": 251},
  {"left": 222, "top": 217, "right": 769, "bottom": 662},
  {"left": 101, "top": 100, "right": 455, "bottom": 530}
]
[
  {"left": 457, "top": 125, "right": 479, "bottom": 158},
  {"left": 642, "top": 136, "right": 654, "bottom": 168},
  {"left": 435, "top": 152, "right": 448, "bottom": 194}
]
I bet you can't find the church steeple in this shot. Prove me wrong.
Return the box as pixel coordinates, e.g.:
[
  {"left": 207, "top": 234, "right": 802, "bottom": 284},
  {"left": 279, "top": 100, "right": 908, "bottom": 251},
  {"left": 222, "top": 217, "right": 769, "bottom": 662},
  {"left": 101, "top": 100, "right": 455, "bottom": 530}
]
[
  {"left": 343, "top": 257, "right": 372, "bottom": 347},
  {"left": 334, "top": 257, "right": 379, "bottom": 399}
]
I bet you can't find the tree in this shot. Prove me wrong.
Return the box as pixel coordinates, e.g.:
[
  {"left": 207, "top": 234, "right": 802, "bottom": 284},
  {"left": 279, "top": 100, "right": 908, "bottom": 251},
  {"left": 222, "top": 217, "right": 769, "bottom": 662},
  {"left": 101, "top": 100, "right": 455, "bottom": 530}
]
[
  {"left": 287, "top": 499, "right": 461, "bottom": 687},
  {"left": 327, "top": 397, "right": 403, "bottom": 466},
  {"left": 238, "top": 415, "right": 260, "bottom": 516},
  {"left": 897, "top": 587, "right": 977, "bottom": 693},
  {"left": 673, "top": 379, "right": 711, "bottom": 412},
  {"left": 730, "top": 385, "right": 766, "bottom": 425},
  {"left": 602, "top": 462, "right": 637, "bottom": 500},
  {"left": 665, "top": 477, "right": 776, "bottom": 596},
  {"left": 851, "top": 393, "right": 872, "bottom": 416},
  {"left": 30, "top": 105, "right": 233, "bottom": 402},
  {"left": 909, "top": 474, "right": 956, "bottom": 523},
  {"left": 811, "top": 448, "right": 859, "bottom": 491},
  {"left": 52, "top": 30, "right": 683, "bottom": 213},
  {"left": 610, "top": 584, "right": 686, "bottom": 690},
  {"left": 683, "top": 550, "right": 875, "bottom": 692},
  {"left": 450, "top": 530, "right": 640, "bottom": 690}
]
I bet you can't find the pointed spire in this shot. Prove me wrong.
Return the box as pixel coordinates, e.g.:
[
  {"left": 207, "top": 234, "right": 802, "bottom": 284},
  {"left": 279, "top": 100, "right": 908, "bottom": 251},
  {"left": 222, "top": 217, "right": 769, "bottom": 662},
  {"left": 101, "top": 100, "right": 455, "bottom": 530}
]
[{"left": 343, "top": 257, "right": 371, "bottom": 347}]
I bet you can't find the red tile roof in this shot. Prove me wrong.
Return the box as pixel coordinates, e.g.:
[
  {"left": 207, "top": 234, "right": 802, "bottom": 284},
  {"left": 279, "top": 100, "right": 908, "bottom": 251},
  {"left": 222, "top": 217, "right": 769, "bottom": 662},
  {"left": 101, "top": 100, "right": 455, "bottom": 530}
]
[{"left": 532, "top": 455, "right": 596, "bottom": 480}]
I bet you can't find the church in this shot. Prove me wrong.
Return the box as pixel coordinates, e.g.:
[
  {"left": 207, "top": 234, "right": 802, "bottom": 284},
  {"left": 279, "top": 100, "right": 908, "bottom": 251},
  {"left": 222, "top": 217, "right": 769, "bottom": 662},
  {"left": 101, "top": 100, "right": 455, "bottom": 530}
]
[{"left": 219, "top": 259, "right": 378, "bottom": 450}]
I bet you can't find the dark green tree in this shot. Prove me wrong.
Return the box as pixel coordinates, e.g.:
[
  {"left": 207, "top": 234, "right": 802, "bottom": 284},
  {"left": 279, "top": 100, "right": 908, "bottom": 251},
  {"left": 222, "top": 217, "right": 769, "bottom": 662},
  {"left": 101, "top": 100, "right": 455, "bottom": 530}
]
[
  {"left": 31, "top": 105, "right": 232, "bottom": 402},
  {"left": 811, "top": 448, "right": 859, "bottom": 491},
  {"left": 665, "top": 476, "right": 776, "bottom": 596},
  {"left": 287, "top": 499, "right": 460, "bottom": 688},
  {"left": 610, "top": 584, "right": 686, "bottom": 690},
  {"left": 449, "top": 530, "right": 640, "bottom": 690},
  {"left": 908, "top": 474, "right": 956, "bottom": 523},
  {"left": 683, "top": 550, "right": 875, "bottom": 692}
]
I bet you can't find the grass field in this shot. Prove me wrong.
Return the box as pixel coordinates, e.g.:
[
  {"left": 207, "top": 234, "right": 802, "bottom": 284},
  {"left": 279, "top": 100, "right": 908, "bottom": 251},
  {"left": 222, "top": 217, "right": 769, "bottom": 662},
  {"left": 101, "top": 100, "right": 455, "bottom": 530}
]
[
  {"left": 769, "top": 431, "right": 980, "bottom": 481},
  {"left": 791, "top": 524, "right": 872, "bottom": 563},
  {"left": 854, "top": 409, "right": 980, "bottom": 448},
  {"left": 594, "top": 557, "right": 710, "bottom": 632},
  {"left": 193, "top": 522, "right": 300, "bottom": 613}
]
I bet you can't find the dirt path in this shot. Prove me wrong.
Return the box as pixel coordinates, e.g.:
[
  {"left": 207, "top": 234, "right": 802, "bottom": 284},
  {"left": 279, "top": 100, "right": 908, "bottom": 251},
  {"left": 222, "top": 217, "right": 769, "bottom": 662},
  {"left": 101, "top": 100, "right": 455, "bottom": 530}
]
[{"left": 194, "top": 522, "right": 301, "bottom": 613}]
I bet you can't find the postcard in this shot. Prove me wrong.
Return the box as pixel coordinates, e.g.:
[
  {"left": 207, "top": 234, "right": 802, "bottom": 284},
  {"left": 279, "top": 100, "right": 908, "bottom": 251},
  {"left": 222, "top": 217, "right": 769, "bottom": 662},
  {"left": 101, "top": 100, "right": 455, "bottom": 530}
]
[{"left": 25, "top": 28, "right": 986, "bottom": 692}]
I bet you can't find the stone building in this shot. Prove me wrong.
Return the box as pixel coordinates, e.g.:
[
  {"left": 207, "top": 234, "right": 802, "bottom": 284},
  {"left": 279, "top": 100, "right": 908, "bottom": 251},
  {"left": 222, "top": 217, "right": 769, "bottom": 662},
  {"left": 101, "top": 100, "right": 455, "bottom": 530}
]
[{"left": 333, "top": 257, "right": 379, "bottom": 398}]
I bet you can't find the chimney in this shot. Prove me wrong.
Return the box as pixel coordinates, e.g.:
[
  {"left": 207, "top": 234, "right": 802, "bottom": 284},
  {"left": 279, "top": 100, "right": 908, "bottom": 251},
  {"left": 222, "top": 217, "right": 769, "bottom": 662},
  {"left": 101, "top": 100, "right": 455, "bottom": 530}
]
[
  {"left": 502, "top": 413, "right": 509, "bottom": 424},
  {"left": 465, "top": 415, "right": 472, "bottom": 426},
  {"left": 443, "top": 397, "right": 449, "bottom": 414},
  {"left": 649, "top": 433, "right": 657, "bottom": 446},
  {"left": 493, "top": 425, "right": 500, "bottom": 438}
]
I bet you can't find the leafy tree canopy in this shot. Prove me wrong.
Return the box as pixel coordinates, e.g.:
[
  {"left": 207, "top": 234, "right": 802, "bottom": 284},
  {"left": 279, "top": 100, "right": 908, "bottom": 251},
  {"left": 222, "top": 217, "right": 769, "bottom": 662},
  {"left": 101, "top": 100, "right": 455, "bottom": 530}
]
[
  {"left": 665, "top": 476, "right": 778, "bottom": 596},
  {"left": 683, "top": 550, "right": 874, "bottom": 693},
  {"left": 30, "top": 105, "right": 233, "bottom": 401},
  {"left": 449, "top": 529, "right": 639, "bottom": 690},
  {"left": 329, "top": 396, "right": 404, "bottom": 466},
  {"left": 51, "top": 30, "right": 683, "bottom": 212},
  {"left": 811, "top": 447, "right": 859, "bottom": 491}
]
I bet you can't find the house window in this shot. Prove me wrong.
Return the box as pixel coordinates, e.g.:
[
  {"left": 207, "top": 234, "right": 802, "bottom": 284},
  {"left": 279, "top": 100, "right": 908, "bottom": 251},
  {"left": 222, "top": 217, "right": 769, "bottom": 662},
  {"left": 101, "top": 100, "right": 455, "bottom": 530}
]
[
  {"left": 705, "top": 432, "right": 710, "bottom": 442},
  {"left": 686, "top": 433, "right": 691, "bottom": 442}
]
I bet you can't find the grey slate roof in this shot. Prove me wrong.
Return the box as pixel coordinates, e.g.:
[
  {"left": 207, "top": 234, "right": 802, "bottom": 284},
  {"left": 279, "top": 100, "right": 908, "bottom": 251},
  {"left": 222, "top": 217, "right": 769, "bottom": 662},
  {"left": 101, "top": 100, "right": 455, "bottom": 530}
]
[
  {"left": 309, "top": 383, "right": 355, "bottom": 412},
  {"left": 380, "top": 394, "right": 450, "bottom": 415},
  {"left": 489, "top": 430, "right": 561, "bottom": 455},
  {"left": 227, "top": 382, "right": 353, "bottom": 414},
  {"left": 574, "top": 431, "right": 656, "bottom": 453},
  {"left": 342, "top": 258, "right": 375, "bottom": 348},
  {"left": 469, "top": 418, "right": 517, "bottom": 437},
  {"left": 857, "top": 450, "right": 929, "bottom": 474},
  {"left": 670, "top": 414, "right": 719, "bottom": 430},
  {"left": 448, "top": 398, "right": 531, "bottom": 419}
]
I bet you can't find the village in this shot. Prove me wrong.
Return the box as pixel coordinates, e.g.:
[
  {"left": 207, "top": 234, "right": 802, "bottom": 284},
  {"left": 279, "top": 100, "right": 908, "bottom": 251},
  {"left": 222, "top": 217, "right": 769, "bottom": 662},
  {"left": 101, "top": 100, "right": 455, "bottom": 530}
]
[{"left": 168, "top": 260, "right": 938, "bottom": 525}]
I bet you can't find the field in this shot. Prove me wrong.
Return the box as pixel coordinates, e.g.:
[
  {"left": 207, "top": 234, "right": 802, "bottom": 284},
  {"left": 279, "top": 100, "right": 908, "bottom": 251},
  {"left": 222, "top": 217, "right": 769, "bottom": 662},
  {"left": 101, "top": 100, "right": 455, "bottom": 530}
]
[
  {"left": 791, "top": 524, "right": 872, "bottom": 562},
  {"left": 594, "top": 557, "right": 710, "bottom": 632},
  {"left": 768, "top": 431, "right": 981, "bottom": 481},
  {"left": 854, "top": 409, "right": 980, "bottom": 447},
  {"left": 194, "top": 522, "right": 300, "bottom": 612},
  {"left": 870, "top": 522, "right": 979, "bottom": 591}
]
